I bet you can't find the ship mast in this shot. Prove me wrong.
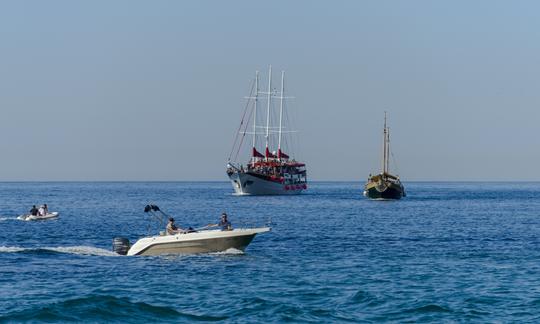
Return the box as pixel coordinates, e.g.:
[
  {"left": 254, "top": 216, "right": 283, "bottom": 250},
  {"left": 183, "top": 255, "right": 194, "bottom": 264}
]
[
  {"left": 252, "top": 71, "right": 259, "bottom": 162},
  {"left": 382, "top": 112, "right": 388, "bottom": 175},
  {"left": 386, "top": 127, "right": 390, "bottom": 174},
  {"left": 278, "top": 71, "right": 284, "bottom": 160},
  {"left": 265, "top": 66, "right": 272, "bottom": 161}
]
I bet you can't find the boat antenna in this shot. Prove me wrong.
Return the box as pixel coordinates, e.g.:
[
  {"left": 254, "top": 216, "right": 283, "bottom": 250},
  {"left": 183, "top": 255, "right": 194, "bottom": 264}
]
[
  {"left": 278, "top": 70, "right": 284, "bottom": 160},
  {"left": 265, "top": 65, "right": 272, "bottom": 161}
]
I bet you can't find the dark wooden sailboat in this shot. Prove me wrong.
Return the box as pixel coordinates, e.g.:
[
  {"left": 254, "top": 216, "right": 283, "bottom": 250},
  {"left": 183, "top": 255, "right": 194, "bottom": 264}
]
[{"left": 364, "top": 113, "right": 406, "bottom": 200}]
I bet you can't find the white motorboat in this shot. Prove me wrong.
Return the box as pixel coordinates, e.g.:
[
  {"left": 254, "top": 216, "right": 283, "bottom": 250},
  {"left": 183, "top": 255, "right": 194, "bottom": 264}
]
[
  {"left": 18, "top": 212, "right": 59, "bottom": 221},
  {"left": 113, "top": 205, "right": 270, "bottom": 256},
  {"left": 117, "top": 227, "right": 270, "bottom": 256}
]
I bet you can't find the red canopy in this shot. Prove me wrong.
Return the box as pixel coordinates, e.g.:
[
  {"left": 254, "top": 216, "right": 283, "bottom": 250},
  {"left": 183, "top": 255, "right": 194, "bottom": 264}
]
[
  {"left": 252, "top": 147, "right": 264, "bottom": 158},
  {"left": 278, "top": 149, "right": 289, "bottom": 159},
  {"left": 265, "top": 147, "right": 276, "bottom": 158}
]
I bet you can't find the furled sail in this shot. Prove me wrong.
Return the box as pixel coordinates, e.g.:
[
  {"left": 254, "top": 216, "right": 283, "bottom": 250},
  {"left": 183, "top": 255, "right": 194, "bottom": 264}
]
[
  {"left": 252, "top": 147, "right": 264, "bottom": 158},
  {"left": 265, "top": 147, "right": 276, "bottom": 158},
  {"left": 278, "top": 149, "right": 289, "bottom": 159}
]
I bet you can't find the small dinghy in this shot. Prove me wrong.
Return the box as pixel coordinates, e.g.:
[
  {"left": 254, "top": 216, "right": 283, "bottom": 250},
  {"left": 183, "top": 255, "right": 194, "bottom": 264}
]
[
  {"left": 113, "top": 204, "right": 270, "bottom": 256},
  {"left": 18, "top": 212, "right": 59, "bottom": 221}
]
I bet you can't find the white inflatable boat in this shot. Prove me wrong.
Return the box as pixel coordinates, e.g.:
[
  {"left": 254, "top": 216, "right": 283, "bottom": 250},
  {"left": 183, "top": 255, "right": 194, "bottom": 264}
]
[{"left": 18, "top": 212, "right": 59, "bottom": 221}]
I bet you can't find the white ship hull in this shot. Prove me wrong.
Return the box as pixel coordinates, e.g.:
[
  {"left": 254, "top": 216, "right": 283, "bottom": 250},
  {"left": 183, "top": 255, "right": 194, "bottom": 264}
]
[{"left": 228, "top": 172, "right": 306, "bottom": 195}]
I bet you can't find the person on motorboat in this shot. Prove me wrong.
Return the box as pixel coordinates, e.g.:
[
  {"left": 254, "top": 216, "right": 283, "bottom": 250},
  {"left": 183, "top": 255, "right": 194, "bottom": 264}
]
[
  {"left": 43, "top": 204, "right": 49, "bottom": 215},
  {"left": 208, "top": 213, "right": 232, "bottom": 231},
  {"left": 166, "top": 217, "right": 196, "bottom": 235},
  {"left": 29, "top": 205, "right": 39, "bottom": 216},
  {"left": 166, "top": 217, "right": 183, "bottom": 235},
  {"left": 38, "top": 205, "right": 46, "bottom": 217}
]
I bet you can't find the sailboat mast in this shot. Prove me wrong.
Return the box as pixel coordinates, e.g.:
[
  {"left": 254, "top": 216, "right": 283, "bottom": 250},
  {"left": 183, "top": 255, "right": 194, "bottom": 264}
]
[
  {"left": 278, "top": 71, "right": 284, "bottom": 160},
  {"left": 265, "top": 66, "right": 272, "bottom": 160},
  {"left": 386, "top": 127, "right": 390, "bottom": 174},
  {"left": 252, "top": 71, "right": 259, "bottom": 158},
  {"left": 382, "top": 112, "right": 387, "bottom": 174}
]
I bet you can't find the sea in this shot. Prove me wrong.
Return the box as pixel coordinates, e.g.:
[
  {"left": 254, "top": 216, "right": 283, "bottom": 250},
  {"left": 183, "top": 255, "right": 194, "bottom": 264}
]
[{"left": 1, "top": 181, "right": 540, "bottom": 323}]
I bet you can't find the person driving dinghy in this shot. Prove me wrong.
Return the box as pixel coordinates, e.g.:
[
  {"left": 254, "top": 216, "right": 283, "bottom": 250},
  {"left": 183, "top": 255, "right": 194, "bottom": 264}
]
[{"left": 29, "top": 205, "right": 39, "bottom": 216}]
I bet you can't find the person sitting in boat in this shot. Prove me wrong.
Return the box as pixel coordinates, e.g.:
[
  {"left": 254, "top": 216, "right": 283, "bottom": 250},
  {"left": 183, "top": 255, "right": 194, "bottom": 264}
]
[
  {"left": 29, "top": 205, "right": 39, "bottom": 216},
  {"left": 209, "top": 213, "right": 232, "bottom": 231},
  {"left": 38, "top": 205, "right": 46, "bottom": 216},
  {"left": 166, "top": 217, "right": 182, "bottom": 235},
  {"left": 166, "top": 217, "right": 196, "bottom": 235},
  {"left": 43, "top": 204, "right": 49, "bottom": 215}
]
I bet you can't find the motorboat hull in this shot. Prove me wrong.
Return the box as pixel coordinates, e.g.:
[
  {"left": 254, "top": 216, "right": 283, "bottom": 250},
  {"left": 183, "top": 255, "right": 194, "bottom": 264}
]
[
  {"left": 127, "top": 227, "right": 270, "bottom": 256},
  {"left": 228, "top": 172, "right": 305, "bottom": 195},
  {"left": 17, "top": 212, "right": 59, "bottom": 221}
]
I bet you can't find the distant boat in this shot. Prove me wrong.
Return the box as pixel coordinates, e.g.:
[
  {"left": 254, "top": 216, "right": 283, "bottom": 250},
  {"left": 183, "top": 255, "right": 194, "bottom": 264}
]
[
  {"left": 226, "top": 66, "right": 307, "bottom": 195},
  {"left": 364, "top": 113, "right": 406, "bottom": 199},
  {"left": 18, "top": 212, "right": 59, "bottom": 221}
]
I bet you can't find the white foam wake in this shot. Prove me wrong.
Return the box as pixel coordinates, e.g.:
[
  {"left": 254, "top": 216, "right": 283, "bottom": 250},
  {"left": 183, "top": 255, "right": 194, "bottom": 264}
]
[
  {"left": 0, "top": 245, "right": 119, "bottom": 257},
  {"left": 0, "top": 246, "right": 27, "bottom": 253},
  {"left": 211, "top": 248, "right": 245, "bottom": 255},
  {"left": 45, "top": 246, "right": 119, "bottom": 257}
]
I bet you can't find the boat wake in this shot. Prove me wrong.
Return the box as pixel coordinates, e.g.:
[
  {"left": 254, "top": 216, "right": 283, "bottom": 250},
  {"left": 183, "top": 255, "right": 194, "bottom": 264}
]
[
  {"left": 0, "top": 245, "right": 118, "bottom": 257},
  {"left": 211, "top": 248, "right": 245, "bottom": 255}
]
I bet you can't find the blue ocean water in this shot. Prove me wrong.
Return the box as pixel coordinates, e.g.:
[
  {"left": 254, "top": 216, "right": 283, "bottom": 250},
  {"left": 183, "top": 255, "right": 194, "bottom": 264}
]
[{"left": 1, "top": 182, "right": 540, "bottom": 323}]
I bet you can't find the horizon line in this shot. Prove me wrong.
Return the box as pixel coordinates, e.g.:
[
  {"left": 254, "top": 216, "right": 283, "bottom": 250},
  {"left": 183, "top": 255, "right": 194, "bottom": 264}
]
[{"left": 1, "top": 180, "right": 540, "bottom": 183}]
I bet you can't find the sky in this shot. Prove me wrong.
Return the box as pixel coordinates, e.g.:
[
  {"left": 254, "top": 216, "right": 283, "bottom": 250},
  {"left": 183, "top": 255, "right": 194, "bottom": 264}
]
[{"left": 1, "top": 1, "right": 540, "bottom": 181}]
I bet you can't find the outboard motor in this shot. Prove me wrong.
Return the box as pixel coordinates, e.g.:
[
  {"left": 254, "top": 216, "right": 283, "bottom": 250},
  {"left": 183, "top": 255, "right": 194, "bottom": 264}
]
[{"left": 112, "top": 237, "right": 131, "bottom": 255}]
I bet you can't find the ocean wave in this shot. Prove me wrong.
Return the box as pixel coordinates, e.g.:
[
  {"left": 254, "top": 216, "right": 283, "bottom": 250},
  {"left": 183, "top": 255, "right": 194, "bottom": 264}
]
[
  {"left": 350, "top": 290, "right": 376, "bottom": 304},
  {"left": 404, "top": 304, "right": 452, "bottom": 314},
  {"left": 0, "top": 245, "right": 118, "bottom": 257},
  {"left": 0, "top": 295, "right": 228, "bottom": 322}
]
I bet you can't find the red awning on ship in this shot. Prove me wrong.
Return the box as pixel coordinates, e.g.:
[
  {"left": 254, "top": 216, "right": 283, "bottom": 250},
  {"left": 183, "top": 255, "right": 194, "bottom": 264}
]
[
  {"left": 252, "top": 147, "right": 264, "bottom": 158},
  {"left": 265, "top": 147, "right": 276, "bottom": 158},
  {"left": 278, "top": 149, "right": 289, "bottom": 159}
]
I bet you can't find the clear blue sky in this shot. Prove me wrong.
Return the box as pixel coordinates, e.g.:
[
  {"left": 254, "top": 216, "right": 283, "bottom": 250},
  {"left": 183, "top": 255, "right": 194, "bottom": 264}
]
[{"left": 1, "top": 1, "right": 539, "bottom": 181}]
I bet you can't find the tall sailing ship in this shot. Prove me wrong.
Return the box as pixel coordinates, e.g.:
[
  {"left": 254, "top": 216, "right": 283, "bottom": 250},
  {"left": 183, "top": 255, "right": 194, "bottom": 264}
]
[
  {"left": 364, "top": 113, "right": 406, "bottom": 199},
  {"left": 226, "top": 67, "right": 307, "bottom": 195}
]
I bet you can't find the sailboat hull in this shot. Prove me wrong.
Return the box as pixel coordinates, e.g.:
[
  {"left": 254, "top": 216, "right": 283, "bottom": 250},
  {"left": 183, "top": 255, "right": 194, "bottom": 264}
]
[
  {"left": 228, "top": 171, "right": 305, "bottom": 195},
  {"left": 364, "top": 182, "right": 405, "bottom": 200}
]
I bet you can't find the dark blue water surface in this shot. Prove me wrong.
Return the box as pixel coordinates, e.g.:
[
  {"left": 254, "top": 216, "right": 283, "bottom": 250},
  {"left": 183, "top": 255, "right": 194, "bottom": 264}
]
[{"left": 1, "top": 182, "right": 540, "bottom": 323}]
